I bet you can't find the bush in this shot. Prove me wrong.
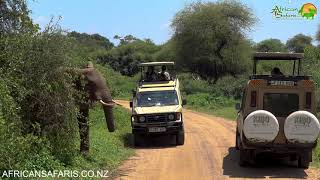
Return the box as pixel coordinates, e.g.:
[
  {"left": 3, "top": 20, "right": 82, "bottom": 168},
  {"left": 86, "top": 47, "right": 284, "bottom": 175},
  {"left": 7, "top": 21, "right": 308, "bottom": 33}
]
[
  {"left": 186, "top": 93, "right": 236, "bottom": 109},
  {"left": 0, "top": 26, "right": 79, "bottom": 169}
]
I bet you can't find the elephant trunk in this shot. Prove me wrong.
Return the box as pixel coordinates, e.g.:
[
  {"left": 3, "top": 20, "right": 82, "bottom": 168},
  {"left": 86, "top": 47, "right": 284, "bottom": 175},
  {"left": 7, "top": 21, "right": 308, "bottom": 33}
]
[{"left": 100, "top": 97, "right": 115, "bottom": 132}]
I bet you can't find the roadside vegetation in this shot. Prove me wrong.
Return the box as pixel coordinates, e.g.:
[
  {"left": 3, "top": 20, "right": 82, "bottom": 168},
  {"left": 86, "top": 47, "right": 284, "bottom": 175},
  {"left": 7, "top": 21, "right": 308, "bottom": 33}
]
[{"left": 1, "top": 0, "right": 320, "bottom": 174}]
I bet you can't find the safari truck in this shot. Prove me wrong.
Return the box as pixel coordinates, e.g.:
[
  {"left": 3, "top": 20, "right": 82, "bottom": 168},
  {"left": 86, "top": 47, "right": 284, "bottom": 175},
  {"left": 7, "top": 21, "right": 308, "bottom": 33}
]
[
  {"left": 129, "top": 62, "right": 185, "bottom": 146},
  {"left": 235, "top": 52, "right": 320, "bottom": 168}
]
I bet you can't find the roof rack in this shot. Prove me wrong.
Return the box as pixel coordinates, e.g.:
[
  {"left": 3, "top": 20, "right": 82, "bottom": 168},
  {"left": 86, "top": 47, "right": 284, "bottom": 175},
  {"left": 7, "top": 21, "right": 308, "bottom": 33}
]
[
  {"left": 253, "top": 52, "right": 304, "bottom": 60},
  {"left": 252, "top": 52, "right": 304, "bottom": 76}
]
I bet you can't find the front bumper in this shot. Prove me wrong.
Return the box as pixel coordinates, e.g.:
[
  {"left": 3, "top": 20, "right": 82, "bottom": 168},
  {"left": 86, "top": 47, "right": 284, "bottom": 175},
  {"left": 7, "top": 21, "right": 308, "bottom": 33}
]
[{"left": 132, "top": 121, "right": 183, "bottom": 135}]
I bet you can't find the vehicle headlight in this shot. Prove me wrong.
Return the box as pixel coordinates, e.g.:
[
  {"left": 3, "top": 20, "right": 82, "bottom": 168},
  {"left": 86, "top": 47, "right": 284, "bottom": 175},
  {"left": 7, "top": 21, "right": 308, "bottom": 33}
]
[
  {"left": 139, "top": 116, "right": 146, "bottom": 122},
  {"left": 168, "top": 114, "right": 175, "bottom": 120}
]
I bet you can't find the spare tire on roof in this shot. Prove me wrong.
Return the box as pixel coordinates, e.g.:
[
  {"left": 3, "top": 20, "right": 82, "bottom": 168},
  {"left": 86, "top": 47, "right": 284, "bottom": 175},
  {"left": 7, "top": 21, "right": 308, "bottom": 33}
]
[
  {"left": 243, "top": 110, "right": 279, "bottom": 143},
  {"left": 284, "top": 111, "right": 320, "bottom": 143}
]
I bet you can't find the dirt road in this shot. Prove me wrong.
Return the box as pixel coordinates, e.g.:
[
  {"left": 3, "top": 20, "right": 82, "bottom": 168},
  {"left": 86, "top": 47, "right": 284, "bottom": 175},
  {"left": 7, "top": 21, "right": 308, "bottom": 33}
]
[{"left": 114, "top": 100, "right": 320, "bottom": 180}]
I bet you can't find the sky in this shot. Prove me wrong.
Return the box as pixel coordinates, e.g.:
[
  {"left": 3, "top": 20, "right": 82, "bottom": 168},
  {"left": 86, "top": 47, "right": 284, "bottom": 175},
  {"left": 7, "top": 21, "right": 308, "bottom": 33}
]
[{"left": 29, "top": 0, "right": 320, "bottom": 45}]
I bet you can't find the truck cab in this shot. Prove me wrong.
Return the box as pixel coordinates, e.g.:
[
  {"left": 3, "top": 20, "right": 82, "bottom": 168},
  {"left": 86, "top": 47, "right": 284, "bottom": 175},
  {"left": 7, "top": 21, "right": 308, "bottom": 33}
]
[
  {"left": 236, "top": 52, "right": 319, "bottom": 168},
  {"left": 130, "top": 62, "right": 185, "bottom": 146}
]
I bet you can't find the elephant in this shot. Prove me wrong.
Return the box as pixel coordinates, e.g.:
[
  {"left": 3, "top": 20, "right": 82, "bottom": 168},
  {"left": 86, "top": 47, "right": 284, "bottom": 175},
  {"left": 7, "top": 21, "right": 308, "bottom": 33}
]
[{"left": 73, "top": 62, "right": 115, "bottom": 155}]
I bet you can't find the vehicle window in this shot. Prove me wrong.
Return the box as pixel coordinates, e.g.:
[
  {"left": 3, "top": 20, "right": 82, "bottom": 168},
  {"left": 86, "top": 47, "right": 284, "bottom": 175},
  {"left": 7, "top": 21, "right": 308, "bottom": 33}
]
[
  {"left": 263, "top": 93, "right": 299, "bottom": 117},
  {"left": 136, "top": 90, "right": 179, "bottom": 107}
]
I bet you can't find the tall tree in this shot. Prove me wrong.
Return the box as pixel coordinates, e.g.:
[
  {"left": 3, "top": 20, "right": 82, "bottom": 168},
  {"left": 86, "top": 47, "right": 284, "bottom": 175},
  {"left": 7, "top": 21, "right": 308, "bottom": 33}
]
[
  {"left": 68, "top": 31, "right": 114, "bottom": 50},
  {"left": 286, "top": 34, "right": 313, "bottom": 53},
  {"left": 255, "top": 39, "right": 287, "bottom": 52},
  {"left": 0, "top": 0, "right": 37, "bottom": 34},
  {"left": 171, "top": 1, "right": 256, "bottom": 83}
]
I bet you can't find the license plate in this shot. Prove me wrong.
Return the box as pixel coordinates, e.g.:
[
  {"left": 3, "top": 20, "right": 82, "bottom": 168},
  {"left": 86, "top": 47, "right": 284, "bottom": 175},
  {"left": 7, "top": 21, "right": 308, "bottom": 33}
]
[
  {"left": 148, "top": 127, "right": 166, "bottom": 133},
  {"left": 269, "top": 80, "right": 294, "bottom": 86}
]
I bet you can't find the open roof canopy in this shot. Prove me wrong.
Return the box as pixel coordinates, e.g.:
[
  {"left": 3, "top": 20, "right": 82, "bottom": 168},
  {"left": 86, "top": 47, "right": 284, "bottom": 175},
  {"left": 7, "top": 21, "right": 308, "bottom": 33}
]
[
  {"left": 253, "top": 52, "right": 304, "bottom": 60},
  {"left": 139, "top": 62, "right": 175, "bottom": 67}
]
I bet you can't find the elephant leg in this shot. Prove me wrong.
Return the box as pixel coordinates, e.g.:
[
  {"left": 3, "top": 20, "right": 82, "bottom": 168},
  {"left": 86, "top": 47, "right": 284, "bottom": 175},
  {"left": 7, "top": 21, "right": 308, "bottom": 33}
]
[
  {"left": 78, "top": 104, "right": 90, "bottom": 156},
  {"left": 102, "top": 105, "right": 115, "bottom": 132}
]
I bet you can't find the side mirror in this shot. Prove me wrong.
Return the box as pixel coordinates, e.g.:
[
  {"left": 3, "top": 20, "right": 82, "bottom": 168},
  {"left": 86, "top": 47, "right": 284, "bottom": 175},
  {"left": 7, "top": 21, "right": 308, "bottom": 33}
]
[
  {"left": 235, "top": 103, "right": 241, "bottom": 111},
  {"left": 182, "top": 99, "right": 187, "bottom": 106},
  {"left": 129, "top": 101, "right": 133, "bottom": 108}
]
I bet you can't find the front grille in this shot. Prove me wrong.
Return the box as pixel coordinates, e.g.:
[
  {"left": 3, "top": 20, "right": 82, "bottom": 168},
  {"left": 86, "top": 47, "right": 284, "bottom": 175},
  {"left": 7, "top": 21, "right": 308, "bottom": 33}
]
[{"left": 146, "top": 114, "right": 167, "bottom": 123}]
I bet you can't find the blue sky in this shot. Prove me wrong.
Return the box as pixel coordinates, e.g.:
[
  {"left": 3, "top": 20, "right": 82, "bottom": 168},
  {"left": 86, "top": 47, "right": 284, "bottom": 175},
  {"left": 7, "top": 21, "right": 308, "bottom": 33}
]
[{"left": 29, "top": 0, "right": 319, "bottom": 45}]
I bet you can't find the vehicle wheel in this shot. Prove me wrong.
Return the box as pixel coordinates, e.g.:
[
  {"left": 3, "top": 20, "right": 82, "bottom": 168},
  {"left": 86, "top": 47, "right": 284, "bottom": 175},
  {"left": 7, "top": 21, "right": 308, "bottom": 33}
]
[
  {"left": 133, "top": 134, "right": 142, "bottom": 147},
  {"left": 176, "top": 130, "right": 185, "bottom": 145},
  {"left": 235, "top": 129, "right": 240, "bottom": 150},
  {"left": 298, "top": 151, "right": 311, "bottom": 169},
  {"left": 239, "top": 149, "right": 248, "bottom": 166}
]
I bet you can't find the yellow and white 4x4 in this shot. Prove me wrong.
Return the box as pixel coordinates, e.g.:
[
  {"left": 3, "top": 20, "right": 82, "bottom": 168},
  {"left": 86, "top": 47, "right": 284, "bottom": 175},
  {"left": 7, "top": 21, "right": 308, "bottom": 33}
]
[
  {"left": 236, "top": 52, "right": 319, "bottom": 168},
  {"left": 130, "top": 62, "right": 186, "bottom": 146}
]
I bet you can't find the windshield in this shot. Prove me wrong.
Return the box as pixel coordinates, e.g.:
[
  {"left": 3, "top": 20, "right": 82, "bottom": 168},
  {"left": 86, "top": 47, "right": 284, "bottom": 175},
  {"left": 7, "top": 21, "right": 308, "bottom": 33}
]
[
  {"left": 263, "top": 93, "right": 299, "bottom": 117},
  {"left": 136, "top": 90, "right": 179, "bottom": 107}
]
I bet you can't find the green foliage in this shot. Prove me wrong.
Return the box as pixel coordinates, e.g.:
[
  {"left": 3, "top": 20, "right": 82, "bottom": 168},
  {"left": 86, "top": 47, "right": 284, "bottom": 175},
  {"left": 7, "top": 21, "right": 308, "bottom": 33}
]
[
  {"left": 68, "top": 31, "right": 114, "bottom": 50},
  {"left": 153, "top": 40, "right": 176, "bottom": 62},
  {"left": 255, "top": 38, "right": 287, "bottom": 52},
  {"left": 185, "top": 93, "right": 238, "bottom": 119},
  {"left": 179, "top": 73, "right": 247, "bottom": 99},
  {"left": 97, "top": 37, "right": 160, "bottom": 76},
  {"left": 171, "top": 1, "right": 255, "bottom": 82},
  {"left": 187, "top": 93, "right": 235, "bottom": 108},
  {"left": 69, "top": 106, "right": 134, "bottom": 174},
  {"left": 95, "top": 64, "right": 138, "bottom": 99},
  {"left": 0, "top": 0, "right": 38, "bottom": 34},
  {"left": 286, "top": 34, "right": 313, "bottom": 53}
]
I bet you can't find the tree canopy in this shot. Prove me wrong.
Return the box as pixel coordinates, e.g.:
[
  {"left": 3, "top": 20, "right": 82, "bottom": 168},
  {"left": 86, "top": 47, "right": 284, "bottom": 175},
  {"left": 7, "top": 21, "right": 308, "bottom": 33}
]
[
  {"left": 97, "top": 36, "right": 160, "bottom": 76},
  {"left": 286, "top": 34, "right": 313, "bottom": 53},
  {"left": 255, "top": 38, "right": 287, "bottom": 52},
  {"left": 171, "top": 1, "right": 256, "bottom": 83}
]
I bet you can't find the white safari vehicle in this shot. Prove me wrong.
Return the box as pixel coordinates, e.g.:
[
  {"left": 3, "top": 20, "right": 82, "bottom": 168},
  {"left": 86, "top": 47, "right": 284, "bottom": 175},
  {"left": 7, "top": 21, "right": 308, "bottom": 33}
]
[
  {"left": 130, "top": 62, "right": 186, "bottom": 146},
  {"left": 236, "top": 52, "right": 319, "bottom": 168}
]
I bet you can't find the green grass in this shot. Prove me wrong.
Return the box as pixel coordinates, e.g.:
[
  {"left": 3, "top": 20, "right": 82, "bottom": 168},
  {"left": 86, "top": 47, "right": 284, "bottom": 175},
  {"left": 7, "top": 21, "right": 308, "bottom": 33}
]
[
  {"left": 312, "top": 144, "right": 320, "bottom": 167},
  {"left": 185, "top": 93, "right": 238, "bottom": 120},
  {"left": 186, "top": 105, "right": 237, "bottom": 120},
  {"left": 68, "top": 106, "right": 134, "bottom": 178}
]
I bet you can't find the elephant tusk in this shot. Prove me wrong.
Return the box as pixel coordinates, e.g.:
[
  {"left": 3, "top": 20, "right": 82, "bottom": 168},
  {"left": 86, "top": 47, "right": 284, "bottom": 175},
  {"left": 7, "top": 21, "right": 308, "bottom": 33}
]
[{"left": 99, "top": 100, "right": 115, "bottom": 106}]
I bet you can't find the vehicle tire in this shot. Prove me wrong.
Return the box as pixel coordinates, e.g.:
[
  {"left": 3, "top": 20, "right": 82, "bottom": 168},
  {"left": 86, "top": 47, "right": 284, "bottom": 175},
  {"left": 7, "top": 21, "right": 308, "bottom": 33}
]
[
  {"left": 176, "top": 130, "right": 185, "bottom": 145},
  {"left": 133, "top": 134, "right": 142, "bottom": 147},
  {"left": 284, "top": 111, "right": 320, "bottom": 143},
  {"left": 239, "top": 149, "right": 248, "bottom": 166},
  {"left": 243, "top": 110, "right": 279, "bottom": 143},
  {"left": 298, "top": 151, "right": 311, "bottom": 169},
  {"left": 235, "top": 129, "right": 240, "bottom": 150}
]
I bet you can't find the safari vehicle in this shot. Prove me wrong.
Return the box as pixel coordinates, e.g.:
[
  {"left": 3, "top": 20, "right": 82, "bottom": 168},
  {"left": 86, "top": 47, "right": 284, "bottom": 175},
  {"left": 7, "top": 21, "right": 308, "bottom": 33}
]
[
  {"left": 235, "top": 52, "right": 320, "bottom": 168},
  {"left": 129, "top": 62, "right": 185, "bottom": 146}
]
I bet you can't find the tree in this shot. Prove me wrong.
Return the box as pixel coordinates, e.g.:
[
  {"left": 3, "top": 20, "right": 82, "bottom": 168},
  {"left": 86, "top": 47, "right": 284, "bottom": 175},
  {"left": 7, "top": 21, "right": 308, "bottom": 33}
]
[
  {"left": 68, "top": 31, "right": 114, "bottom": 50},
  {"left": 97, "top": 37, "right": 161, "bottom": 76},
  {"left": 0, "top": 0, "right": 38, "bottom": 34},
  {"left": 171, "top": 1, "right": 255, "bottom": 83},
  {"left": 255, "top": 39, "right": 287, "bottom": 52},
  {"left": 286, "top": 34, "right": 313, "bottom": 53}
]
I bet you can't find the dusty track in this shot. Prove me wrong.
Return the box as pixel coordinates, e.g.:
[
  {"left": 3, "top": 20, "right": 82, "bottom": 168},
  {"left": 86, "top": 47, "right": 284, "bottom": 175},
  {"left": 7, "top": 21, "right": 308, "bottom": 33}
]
[{"left": 114, "top": 100, "right": 320, "bottom": 180}]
